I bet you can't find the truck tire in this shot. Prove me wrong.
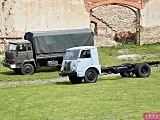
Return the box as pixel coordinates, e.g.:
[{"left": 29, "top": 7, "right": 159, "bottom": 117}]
[
  {"left": 21, "top": 63, "right": 35, "bottom": 75},
  {"left": 84, "top": 69, "right": 98, "bottom": 83},
  {"left": 134, "top": 63, "right": 151, "bottom": 77},
  {"left": 69, "top": 75, "right": 82, "bottom": 84}
]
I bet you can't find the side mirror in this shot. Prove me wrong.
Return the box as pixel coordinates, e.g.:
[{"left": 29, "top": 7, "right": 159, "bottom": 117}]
[{"left": 63, "top": 55, "right": 65, "bottom": 59}]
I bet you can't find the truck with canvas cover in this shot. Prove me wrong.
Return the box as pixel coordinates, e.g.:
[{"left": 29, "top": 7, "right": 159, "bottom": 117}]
[{"left": 3, "top": 28, "right": 94, "bottom": 75}]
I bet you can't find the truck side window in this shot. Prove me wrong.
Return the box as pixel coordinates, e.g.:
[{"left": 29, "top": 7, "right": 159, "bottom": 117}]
[
  {"left": 80, "top": 50, "right": 91, "bottom": 58},
  {"left": 28, "top": 44, "right": 31, "bottom": 51},
  {"left": 17, "top": 44, "right": 26, "bottom": 52}
]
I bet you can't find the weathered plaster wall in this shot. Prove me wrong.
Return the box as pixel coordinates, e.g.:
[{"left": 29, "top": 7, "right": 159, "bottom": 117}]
[
  {"left": 0, "top": 0, "right": 160, "bottom": 45},
  {"left": 141, "top": 0, "right": 160, "bottom": 27},
  {"left": 0, "top": 1, "right": 3, "bottom": 35},
  {"left": 0, "top": 0, "right": 90, "bottom": 37},
  {"left": 140, "top": 0, "right": 160, "bottom": 44}
]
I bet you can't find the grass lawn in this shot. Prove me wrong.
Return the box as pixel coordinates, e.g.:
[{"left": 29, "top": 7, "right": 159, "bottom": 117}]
[
  {"left": 0, "top": 43, "right": 160, "bottom": 119},
  {"left": 0, "top": 65, "right": 60, "bottom": 82},
  {"left": 98, "top": 42, "right": 160, "bottom": 66},
  {"left": 0, "top": 70, "right": 160, "bottom": 120}
]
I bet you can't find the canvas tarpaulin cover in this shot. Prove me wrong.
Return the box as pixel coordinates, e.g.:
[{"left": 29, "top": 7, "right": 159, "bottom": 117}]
[{"left": 24, "top": 28, "right": 94, "bottom": 54}]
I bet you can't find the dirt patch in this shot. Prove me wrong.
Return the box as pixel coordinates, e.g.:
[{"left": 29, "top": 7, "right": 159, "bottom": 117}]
[
  {"left": 0, "top": 77, "right": 69, "bottom": 88},
  {"left": 0, "top": 67, "right": 159, "bottom": 88}
]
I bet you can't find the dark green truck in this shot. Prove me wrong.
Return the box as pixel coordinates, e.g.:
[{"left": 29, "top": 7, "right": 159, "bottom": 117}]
[{"left": 3, "top": 28, "right": 94, "bottom": 75}]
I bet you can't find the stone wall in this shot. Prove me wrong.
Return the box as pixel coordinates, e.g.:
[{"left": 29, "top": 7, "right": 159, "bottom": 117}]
[
  {"left": 92, "top": 5, "right": 136, "bottom": 33},
  {"left": 91, "top": 5, "right": 136, "bottom": 45},
  {"left": 89, "top": 0, "right": 160, "bottom": 45},
  {"left": 140, "top": 26, "right": 160, "bottom": 44}
]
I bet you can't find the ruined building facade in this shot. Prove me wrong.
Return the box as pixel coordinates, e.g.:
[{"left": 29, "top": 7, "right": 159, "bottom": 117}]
[{"left": 0, "top": 0, "right": 160, "bottom": 46}]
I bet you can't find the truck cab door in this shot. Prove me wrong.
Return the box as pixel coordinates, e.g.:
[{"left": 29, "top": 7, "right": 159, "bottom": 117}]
[
  {"left": 77, "top": 50, "right": 92, "bottom": 76},
  {"left": 16, "top": 43, "right": 33, "bottom": 64}
]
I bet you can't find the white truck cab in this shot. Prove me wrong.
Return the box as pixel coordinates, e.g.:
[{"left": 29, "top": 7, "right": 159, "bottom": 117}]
[
  {"left": 60, "top": 46, "right": 156, "bottom": 84},
  {"left": 60, "top": 46, "right": 101, "bottom": 84}
]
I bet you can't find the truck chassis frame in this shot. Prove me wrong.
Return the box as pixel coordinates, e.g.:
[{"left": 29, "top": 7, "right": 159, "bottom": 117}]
[{"left": 101, "top": 61, "right": 160, "bottom": 78}]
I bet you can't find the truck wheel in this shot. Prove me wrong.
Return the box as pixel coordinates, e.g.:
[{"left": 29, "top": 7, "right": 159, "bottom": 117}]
[
  {"left": 84, "top": 69, "right": 98, "bottom": 83},
  {"left": 69, "top": 75, "right": 82, "bottom": 84},
  {"left": 134, "top": 63, "right": 151, "bottom": 77},
  {"left": 21, "top": 63, "right": 35, "bottom": 75},
  {"left": 120, "top": 71, "right": 134, "bottom": 77}
]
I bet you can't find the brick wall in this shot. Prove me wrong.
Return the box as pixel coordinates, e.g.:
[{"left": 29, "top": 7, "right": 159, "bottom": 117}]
[{"left": 83, "top": 0, "right": 148, "bottom": 12}]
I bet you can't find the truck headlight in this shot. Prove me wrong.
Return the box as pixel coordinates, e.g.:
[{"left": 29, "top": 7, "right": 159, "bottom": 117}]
[
  {"left": 72, "top": 64, "right": 76, "bottom": 71},
  {"left": 11, "top": 59, "right": 15, "bottom": 62},
  {"left": 60, "top": 66, "right": 63, "bottom": 71}
]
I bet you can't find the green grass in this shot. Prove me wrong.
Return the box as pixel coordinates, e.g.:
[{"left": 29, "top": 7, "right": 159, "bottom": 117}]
[
  {"left": 0, "top": 43, "right": 160, "bottom": 119},
  {"left": 0, "top": 69, "right": 160, "bottom": 120},
  {"left": 98, "top": 42, "right": 160, "bottom": 66},
  {"left": 0, "top": 65, "right": 60, "bottom": 81}
]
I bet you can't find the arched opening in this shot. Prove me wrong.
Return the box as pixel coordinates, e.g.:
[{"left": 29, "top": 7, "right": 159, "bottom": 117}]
[{"left": 90, "top": 4, "right": 140, "bottom": 46}]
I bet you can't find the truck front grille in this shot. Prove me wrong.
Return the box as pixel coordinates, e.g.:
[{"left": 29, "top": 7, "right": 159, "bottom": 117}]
[
  {"left": 64, "top": 61, "right": 71, "bottom": 72},
  {"left": 5, "top": 59, "right": 14, "bottom": 64}
]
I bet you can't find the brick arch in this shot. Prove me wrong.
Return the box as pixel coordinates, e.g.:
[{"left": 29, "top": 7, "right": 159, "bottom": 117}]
[
  {"left": 86, "top": 0, "right": 146, "bottom": 45},
  {"left": 83, "top": 0, "right": 148, "bottom": 12}
]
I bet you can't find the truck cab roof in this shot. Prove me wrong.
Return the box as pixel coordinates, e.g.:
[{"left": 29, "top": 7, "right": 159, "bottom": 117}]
[
  {"left": 66, "top": 46, "right": 96, "bottom": 51},
  {"left": 9, "top": 39, "right": 30, "bottom": 44}
]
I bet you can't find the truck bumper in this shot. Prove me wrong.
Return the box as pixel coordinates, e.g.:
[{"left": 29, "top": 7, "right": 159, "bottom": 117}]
[
  {"left": 59, "top": 71, "right": 76, "bottom": 76},
  {"left": 3, "top": 62, "right": 17, "bottom": 69}
]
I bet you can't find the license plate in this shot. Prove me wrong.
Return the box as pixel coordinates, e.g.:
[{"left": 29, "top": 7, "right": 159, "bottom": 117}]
[{"left": 10, "top": 64, "right": 16, "bottom": 68}]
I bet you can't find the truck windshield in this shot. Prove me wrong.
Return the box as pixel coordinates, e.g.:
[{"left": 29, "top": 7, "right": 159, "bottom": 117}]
[
  {"left": 64, "top": 49, "right": 80, "bottom": 60},
  {"left": 7, "top": 43, "right": 17, "bottom": 52}
]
